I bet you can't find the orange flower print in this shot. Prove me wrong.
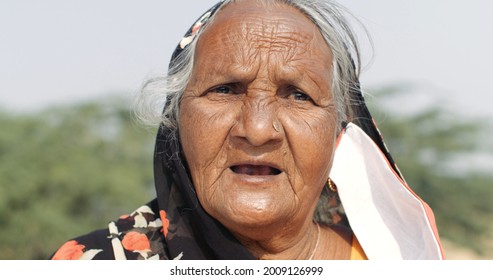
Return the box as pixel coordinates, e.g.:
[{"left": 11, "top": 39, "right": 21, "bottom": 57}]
[
  {"left": 191, "top": 22, "right": 204, "bottom": 34},
  {"left": 119, "top": 214, "right": 130, "bottom": 220},
  {"left": 51, "top": 240, "right": 85, "bottom": 260},
  {"left": 160, "top": 210, "right": 170, "bottom": 238},
  {"left": 122, "top": 232, "right": 151, "bottom": 252}
]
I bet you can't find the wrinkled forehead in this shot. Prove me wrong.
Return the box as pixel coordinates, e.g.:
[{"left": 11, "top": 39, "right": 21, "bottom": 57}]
[
  {"left": 195, "top": 0, "right": 332, "bottom": 65},
  {"left": 211, "top": 1, "right": 316, "bottom": 30}
]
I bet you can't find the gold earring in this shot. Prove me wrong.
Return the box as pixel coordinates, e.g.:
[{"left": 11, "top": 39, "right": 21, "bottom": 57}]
[
  {"left": 328, "top": 178, "right": 337, "bottom": 192},
  {"left": 272, "top": 122, "right": 280, "bottom": 132}
]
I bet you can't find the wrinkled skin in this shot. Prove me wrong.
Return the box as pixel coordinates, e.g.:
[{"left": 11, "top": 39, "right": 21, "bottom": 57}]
[{"left": 179, "top": 1, "right": 348, "bottom": 259}]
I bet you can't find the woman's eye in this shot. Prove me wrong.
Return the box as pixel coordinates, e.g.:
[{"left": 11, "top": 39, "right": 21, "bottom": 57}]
[
  {"left": 211, "top": 85, "right": 233, "bottom": 94},
  {"left": 204, "top": 83, "right": 244, "bottom": 99},
  {"left": 292, "top": 91, "right": 312, "bottom": 102}
]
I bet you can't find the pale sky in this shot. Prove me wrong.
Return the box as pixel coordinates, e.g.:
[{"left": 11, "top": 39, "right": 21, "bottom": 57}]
[{"left": 1, "top": 0, "right": 492, "bottom": 119}]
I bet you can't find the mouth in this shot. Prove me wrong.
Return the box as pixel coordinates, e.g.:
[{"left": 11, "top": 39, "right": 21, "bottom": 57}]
[{"left": 230, "top": 164, "right": 282, "bottom": 176}]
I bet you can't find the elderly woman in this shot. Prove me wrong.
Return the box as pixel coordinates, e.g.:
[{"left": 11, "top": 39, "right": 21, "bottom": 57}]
[{"left": 51, "top": 0, "right": 444, "bottom": 260}]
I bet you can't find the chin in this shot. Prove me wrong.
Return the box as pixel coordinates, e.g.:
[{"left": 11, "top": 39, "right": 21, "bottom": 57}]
[{"left": 211, "top": 199, "right": 294, "bottom": 238}]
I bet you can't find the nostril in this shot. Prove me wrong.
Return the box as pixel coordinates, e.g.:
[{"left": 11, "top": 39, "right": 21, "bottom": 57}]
[{"left": 231, "top": 101, "right": 284, "bottom": 146}]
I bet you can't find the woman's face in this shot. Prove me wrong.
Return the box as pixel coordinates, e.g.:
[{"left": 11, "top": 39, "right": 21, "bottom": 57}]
[{"left": 179, "top": 1, "right": 338, "bottom": 239}]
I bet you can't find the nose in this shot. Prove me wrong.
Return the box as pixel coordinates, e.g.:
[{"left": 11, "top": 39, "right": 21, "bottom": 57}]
[{"left": 231, "top": 96, "right": 283, "bottom": 147}]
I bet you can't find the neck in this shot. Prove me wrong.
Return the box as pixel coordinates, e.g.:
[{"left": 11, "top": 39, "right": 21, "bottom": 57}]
[{"left": 233, "top": 220, "right": 320, "bottom": 260}]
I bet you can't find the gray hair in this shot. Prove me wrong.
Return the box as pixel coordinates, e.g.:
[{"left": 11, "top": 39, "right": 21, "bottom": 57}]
[{"left": 135, "top": 0, "right": 364, "bottom": 132}]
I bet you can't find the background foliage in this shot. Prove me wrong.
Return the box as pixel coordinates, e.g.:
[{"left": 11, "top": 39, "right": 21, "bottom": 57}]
[
  {"left": 0, "top": 97, "right": 155, "bottom": 259},
  {"left": 0, "top": 88, "right": 491, "bottom": 259}
]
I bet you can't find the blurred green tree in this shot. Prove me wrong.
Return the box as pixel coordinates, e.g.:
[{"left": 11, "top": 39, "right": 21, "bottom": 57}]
[{"left": 0, "top": 97, "right": 156, "bottom": 259}]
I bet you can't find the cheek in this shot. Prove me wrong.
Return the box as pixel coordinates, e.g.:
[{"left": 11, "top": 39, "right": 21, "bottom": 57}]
[
  {"left": 180, "top": 108, "right": 211, "bottom": 169},
  {"left": 283, "top": 110, "right": 337, "bottom": 189},
  {"left": 180, "top": 98, "right": 233, "bottom": 149},
  {"left": 178, "top": 98, "right": 238, "bottom": 194}
]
